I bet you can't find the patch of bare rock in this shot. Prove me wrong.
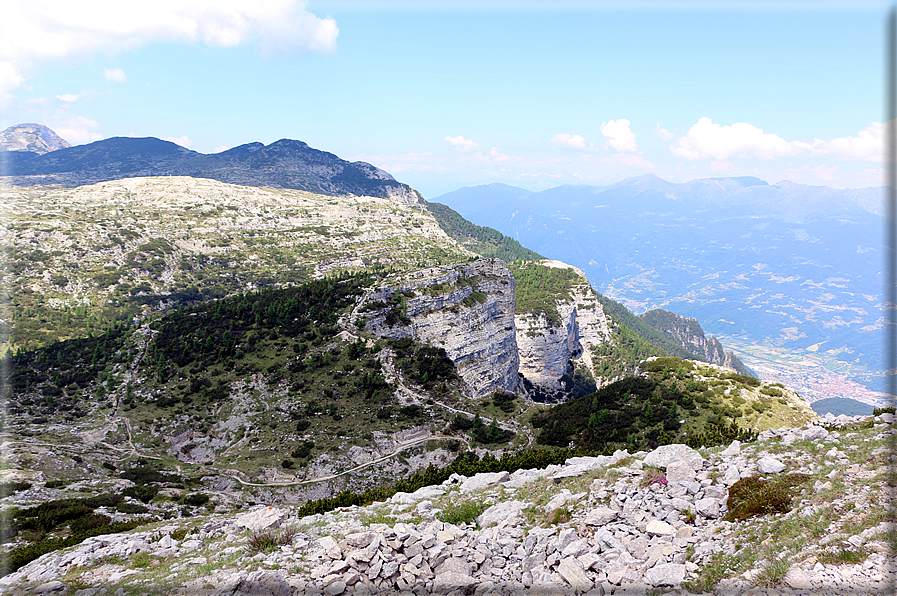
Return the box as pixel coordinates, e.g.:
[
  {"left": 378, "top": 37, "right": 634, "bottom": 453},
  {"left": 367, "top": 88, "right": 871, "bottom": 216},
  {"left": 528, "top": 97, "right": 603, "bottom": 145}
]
[{"left": 1, "top": 414, "right": 894, "bottom": 595}]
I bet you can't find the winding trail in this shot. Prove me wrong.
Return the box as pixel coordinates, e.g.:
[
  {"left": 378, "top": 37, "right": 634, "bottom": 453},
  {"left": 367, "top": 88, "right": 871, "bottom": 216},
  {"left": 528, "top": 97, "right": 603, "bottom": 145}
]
[{"left": 216, "top": 432, "right": 471, "bottom": 488}]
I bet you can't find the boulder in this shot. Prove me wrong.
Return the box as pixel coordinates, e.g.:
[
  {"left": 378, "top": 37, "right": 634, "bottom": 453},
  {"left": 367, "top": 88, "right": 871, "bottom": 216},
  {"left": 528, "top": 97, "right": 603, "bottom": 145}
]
[
  {"left": 459, "top": 471, "right": 510, "bottom": 493},
  {"left": 432, "top": 572, "right": 477, "bottom": 594},
  {"left": 644, "top": 563, "right": 686, "bottom": 586},
  {"left": 720, "top": 440, "right": 741, "bottom": 457},
  {"left": 643, "top": 444, "right": 705, "bottom": 470},
  {"left": 694, "top": 497, "right": 722, "bottom": 519},
  {"left": 477, "top": 500, "right": 528, "bottom": 528},
  {"left": 584, "top": 506, "right": 619, "bottom": 526},
  {"left": 234, "top": 507, "right": 286, "bottom": 531},
  {"left": 665, "top": 460, "right": 695, "bottom": 484},
  {"left": 212, "top": 571, "right": 292, "bottom": 596},
  {"left": 557, "top": 557, "right": 593, "bottom": 592},
  {"left": 757, "top": 456, "right": 786, "bottom": 474},
  {"left": 645, "top": 519, "right": 675, "bottom": 536}
]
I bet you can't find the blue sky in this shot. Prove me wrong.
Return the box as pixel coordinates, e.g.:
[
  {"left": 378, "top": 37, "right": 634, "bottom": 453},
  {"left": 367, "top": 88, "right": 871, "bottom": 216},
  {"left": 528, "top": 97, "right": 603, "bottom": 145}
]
[{"left": 0, "top": 1, "right": 888, "bottom": 197}]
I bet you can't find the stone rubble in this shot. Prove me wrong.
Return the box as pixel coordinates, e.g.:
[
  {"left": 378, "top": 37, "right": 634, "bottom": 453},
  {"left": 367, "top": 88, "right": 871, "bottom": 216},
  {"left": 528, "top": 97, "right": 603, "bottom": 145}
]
[{"left": 1, "top": 415, "right": 894, "bottom": 595}]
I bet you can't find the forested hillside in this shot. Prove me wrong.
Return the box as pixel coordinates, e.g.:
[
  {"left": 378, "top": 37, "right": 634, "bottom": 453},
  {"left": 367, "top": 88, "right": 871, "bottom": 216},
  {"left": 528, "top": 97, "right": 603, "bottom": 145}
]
[{"left": 424, "top": 201, "right": 542, "bottom": 262}]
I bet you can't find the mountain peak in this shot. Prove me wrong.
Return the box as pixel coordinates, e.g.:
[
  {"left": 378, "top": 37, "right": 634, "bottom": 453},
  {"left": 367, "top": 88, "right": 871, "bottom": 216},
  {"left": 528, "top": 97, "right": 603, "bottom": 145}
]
[{"left": 0, "top": 123, "right": 71, "bottom": 155}]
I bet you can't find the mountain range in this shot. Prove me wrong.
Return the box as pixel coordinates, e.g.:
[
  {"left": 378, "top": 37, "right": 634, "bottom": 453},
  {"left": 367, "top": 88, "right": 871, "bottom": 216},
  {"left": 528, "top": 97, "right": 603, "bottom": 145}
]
[
  {"left": 0, "top": 128, "right": 418, "bottom": 203},
  {"left": 432, "top": 178, "right": 885, "bottom": 401}
]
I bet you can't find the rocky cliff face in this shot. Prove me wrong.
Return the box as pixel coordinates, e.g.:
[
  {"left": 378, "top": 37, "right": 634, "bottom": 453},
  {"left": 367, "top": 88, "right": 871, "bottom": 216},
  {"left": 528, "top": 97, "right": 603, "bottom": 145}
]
[
  {"left": 639, "top": 309, "right": 750, "bottom": 374},
  {"left": 359, "top": 258, "right": 521, "bottom": 399},
  {"left": 515, "top": 260, "right": 612, "bottom": 393}
]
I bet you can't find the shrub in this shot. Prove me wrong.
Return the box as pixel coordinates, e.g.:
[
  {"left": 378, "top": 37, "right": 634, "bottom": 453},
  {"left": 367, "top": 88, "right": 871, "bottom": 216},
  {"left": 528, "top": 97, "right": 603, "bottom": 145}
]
[
  {"left": 436, "top": 501, "right": 486, "bottom": 526},
  {"left": 123, "top": 485, "right": 159, "bottom": 504},
  {"left": 247, "top": 525, "right": 299, "bottom": 554},
  {"left": 181, "top": 493, "right": 210, "bottom": 507},
  {"left": 70, "top": 513, "right": 111, "bottom": 533},
  {"left": 725, "top": 473, "right": 811, "bottom": 521}
]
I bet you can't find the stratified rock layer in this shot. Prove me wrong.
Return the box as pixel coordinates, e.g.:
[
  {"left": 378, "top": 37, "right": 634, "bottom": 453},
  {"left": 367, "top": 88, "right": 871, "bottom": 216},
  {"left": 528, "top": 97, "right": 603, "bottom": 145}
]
[
  {"left": 360, "top": 258, "right": 521, "bottom": 398},
  {"left": 515, "top": 260, "right": 612, "bottom": 392}
]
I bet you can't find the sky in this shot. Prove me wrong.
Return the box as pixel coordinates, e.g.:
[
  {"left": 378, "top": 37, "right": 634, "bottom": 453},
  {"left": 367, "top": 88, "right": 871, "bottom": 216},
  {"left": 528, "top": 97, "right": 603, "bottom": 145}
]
[{"left": 0, "top": 0, "right": 889, "bottom": 198}]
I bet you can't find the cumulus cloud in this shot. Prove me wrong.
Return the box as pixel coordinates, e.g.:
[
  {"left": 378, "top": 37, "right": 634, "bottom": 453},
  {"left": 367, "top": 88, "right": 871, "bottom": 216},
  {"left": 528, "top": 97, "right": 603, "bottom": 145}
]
[
  {"left": 0, "top": 0, "right": 338, "bottom": 94},
  {"left": 653, "top": 123, "right": 674, "bottom": 141},
  {"left": 475, "top": 147, "right": 514, "bottom": 163},
  {"left": 670, "top": 118, "right": 884, "bottom": 163},
  {"left": 104, "top": 67, "right": 127, "bottom": 82},
  {"left": 550, "top": 133, "right": 592, "bottom": 150},
  {"left": 445, "top": 135, "right": 480, "bottom": 152},
  {"left": 811, "top": 122, "right": 882, "bottom": 161},
  {"left": 163, "top": 135, "right": 192, "bottom": 147},
  {"left": 52, "top": 115, "right": 101, "bottom": 144},
  {"left": 600, "top": 119, "right": 639, "bottom": 153},
  {"left": 56, "top": 93, "right": 81, "bottom": 102},
  {"left": 670, "top": 117, "right": 810, "bottom": 160}
]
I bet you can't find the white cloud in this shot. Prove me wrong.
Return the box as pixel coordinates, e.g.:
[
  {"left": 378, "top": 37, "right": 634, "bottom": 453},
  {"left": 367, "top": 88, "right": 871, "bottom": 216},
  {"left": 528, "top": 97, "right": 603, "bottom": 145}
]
[
  {"left": 52, "top": 115, "right": 101, "bottom": 144},
  {"left": 56, "top": 93, "right": 81, "bottom": 102},
  {"left": 670, "top": 117, "right": 810, "bottom": 160},
  {"left": 474, "top": 147, "right": 515, "bottom": 163},
  {"left": 163, "top": 135, "right": 192, "bottom": 147},
  {"left": 0, "top": 0, "right": 338, "bottom": 94},
  {"left": 104, "top": 67, "right": 126, "bottom": 82},
  {"left": 653, "top": 123, "right": 674, "bottom": 141},
  {"left": 670, "top": 118, "right": 884, "bottom": 163},
  {"left": 212, "top": 145, "right": 230, "bottom": 153},
  {"left": 445, "top": 135, "right": 480, "bottom": 152},
  {"left": 550, "top": 133, "right": 592, "bottom": 150},
  {"left": 811, "top": 122, "right": 882, "bottom": 161},
  {"left": 600, "top": 119, "right": 638, "bottom": 153}
]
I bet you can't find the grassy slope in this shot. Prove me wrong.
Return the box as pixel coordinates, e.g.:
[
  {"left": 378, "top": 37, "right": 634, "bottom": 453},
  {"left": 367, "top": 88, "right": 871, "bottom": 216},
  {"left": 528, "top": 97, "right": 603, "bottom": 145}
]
[{"left": 533, "top": 357, "right": 818, "bottom": 452}]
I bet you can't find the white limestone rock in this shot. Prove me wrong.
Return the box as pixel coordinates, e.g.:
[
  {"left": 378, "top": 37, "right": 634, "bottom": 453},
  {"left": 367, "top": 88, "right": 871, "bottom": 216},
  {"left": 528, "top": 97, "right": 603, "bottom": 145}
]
[{"left": 643, "top": 444, "right": 705, "bottom": 470}]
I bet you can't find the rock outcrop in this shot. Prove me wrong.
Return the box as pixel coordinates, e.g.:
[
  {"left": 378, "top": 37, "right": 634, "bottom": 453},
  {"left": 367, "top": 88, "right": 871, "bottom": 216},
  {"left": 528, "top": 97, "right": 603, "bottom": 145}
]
[
  {"left": 359, "top": 258, "right": 521, "bottom": 398},
  {"left": 0, "top": 123, "right": 71, "bottom": 155},
  {"left": 639, "top": 309, "right": 751, "bottom": 375},
  {"left": 515, "top": 260, "right": 612, "bottom": 393}
]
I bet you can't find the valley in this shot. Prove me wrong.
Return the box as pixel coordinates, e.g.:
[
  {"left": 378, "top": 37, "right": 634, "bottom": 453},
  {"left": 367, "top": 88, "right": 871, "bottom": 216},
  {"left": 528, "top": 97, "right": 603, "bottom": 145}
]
[{"left": 714, "top": 335, "right": 889, "bottom": 410}]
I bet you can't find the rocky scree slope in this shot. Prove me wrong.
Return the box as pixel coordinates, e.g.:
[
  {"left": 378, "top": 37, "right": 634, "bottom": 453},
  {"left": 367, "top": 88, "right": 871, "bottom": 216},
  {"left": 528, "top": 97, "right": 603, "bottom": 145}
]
[{"left": 2, "top": 413, "right": 893, "bottom": 595}]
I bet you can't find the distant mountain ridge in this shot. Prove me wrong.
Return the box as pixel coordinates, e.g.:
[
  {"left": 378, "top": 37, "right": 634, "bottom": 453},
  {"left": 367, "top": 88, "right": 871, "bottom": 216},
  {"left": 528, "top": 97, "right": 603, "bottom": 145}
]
[
  {"left": 1, "top": 131, "right": 419, "bottom": 202},
  {"left": 0, "top": 123, "right": 71, "bottom": 155},
  {"left": 433, "top": 177, "right": 884, "bottom": 394}
]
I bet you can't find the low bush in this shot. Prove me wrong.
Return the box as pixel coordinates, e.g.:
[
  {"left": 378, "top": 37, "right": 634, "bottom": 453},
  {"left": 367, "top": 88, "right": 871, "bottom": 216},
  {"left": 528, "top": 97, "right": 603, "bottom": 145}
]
[
  {"left": 247, "top": 525, "right": 299, "bottom": 554},
  {"left": 725, "top": 473, "right": 811, "bottom": 521},
  {"left": 436, "top": 501, "right": 486, "bottom": 526}
]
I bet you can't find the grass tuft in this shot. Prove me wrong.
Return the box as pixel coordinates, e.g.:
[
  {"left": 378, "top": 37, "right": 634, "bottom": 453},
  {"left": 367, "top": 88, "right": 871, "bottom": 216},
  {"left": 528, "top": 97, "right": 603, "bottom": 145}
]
[
  {"left": 247, "top": 525, "right": 299, "bottom": 554},
  {"left": 725, "top": 473, "right": 811, "bottom": 521},
  {"left": 435, "top": 501, "right": 486, "bottom": 526}
]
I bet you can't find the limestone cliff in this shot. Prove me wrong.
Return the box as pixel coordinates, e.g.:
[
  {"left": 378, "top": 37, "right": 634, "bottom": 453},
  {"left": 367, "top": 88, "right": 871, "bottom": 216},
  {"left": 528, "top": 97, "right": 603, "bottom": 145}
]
[
  {"left": 358, "top": 258, "right": 521, "bottom": 399},
  {"left": 513, "top": 260, "right": 612, "bottom": 393},
  {"left": 639, "top": 309, "right": 752, "bottom": 376}
]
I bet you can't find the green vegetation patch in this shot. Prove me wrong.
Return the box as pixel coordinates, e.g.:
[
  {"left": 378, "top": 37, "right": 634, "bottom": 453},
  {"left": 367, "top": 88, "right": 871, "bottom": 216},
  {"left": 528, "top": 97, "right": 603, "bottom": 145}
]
[
  {"left": 532, "top": 358, "right": 757, "bottom": 452},
  {"left": 725, "top": 473, "right": 812, "bottom": 521},
  {"left": 508, "top": 261, "right": 581, "bottom": 326}
]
